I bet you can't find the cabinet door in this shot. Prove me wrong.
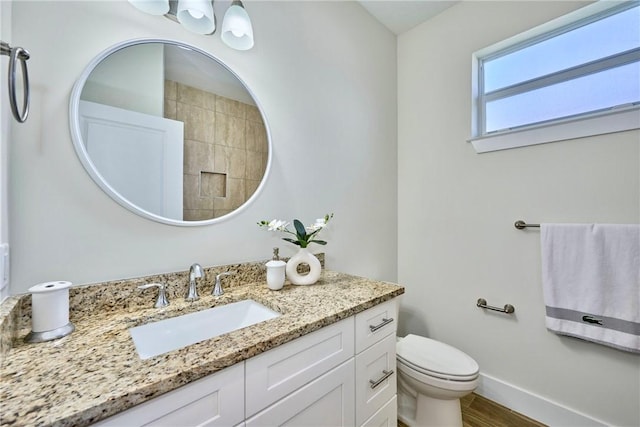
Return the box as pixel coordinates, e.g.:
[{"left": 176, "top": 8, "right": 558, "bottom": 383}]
[
  {"left": 246, "top": 317, "right": 354, "bottom": 416},
  {"left": 355, "top": 333, "right": 397, "bottom": 426},
  {"left": 92, "top": 363, "right": 244, "bottom": 427},
  {"left": 355, "top": 299, "right": 397, "bottom": 353},
  {"left": 360, "top": 396, "right": 397, "bottom": 427},
  {"left": 246, "top": 359, "right": 355, "bottom": 427}
]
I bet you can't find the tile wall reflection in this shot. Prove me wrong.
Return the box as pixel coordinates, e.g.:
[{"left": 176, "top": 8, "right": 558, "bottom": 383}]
[{"left": 164, "top": 80, "right": 268, "bottom": 220}]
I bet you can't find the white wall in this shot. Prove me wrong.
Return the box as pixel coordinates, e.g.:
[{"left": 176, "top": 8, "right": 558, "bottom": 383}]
[
  {"left": 9, "top": 1, "right": 397, "bottom": 292},
  {"left": 398, "top": 2, "right": 639, "bottom": 426},
  {"left": 0, "top": 1, "right": 11, "bottom": 302},
  {"left": 81, "top": 43, "right": 164, "bottom": 116}
]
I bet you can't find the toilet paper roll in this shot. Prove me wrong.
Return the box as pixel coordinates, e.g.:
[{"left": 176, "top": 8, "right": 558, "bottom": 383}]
[{"left": 28, "top": 281, "right": 72, "bottom": 333}]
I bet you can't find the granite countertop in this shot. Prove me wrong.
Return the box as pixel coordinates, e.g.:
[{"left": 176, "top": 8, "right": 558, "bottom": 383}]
[{"left": 0, "top": 265, "right": 404, "bottom": 427}]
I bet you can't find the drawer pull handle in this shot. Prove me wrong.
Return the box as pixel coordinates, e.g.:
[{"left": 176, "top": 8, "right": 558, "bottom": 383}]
[
  {"left": 369, "top": 317, "right": 394, "bottom": 332},
  {"left": 369, "top": 369, "right": 394, "bottom": 389}
]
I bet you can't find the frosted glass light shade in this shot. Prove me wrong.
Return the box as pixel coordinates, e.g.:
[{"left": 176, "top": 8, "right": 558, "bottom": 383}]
[
  {"left": 177, "top": 0, "right": 216, "bottom": 35},
  {"left": 221, "top": 1, "right": 254, "bottom": 50},
  {"left": 128, "top": 0, "right": 170, "bottom": 16}
]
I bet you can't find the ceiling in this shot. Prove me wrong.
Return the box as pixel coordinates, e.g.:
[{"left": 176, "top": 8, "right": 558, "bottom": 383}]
[{"left": 357, "top": 1, "right": 459, "bottom": 35}]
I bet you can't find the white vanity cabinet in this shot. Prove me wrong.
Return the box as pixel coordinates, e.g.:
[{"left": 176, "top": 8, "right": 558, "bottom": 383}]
[
  {"left": 245, "top": 299, "right": 398, "bottom": 427},
  {"left": 93, "top": 298, "right": 398, "bottom": 427},
  {"left": 245, "top": 317, "right": 355, "bottom": 417},
  {"left": 361, "top": 396, "right": 398, "bottom": 427},
  {"left": 92, "top": 362, "right": 245, "bottom": 427},
  {"left": 354, "top": 298, "right": 398, "bottom": 426},
  {"left": 246, "top": 359, "right": 355, "bottom": 426}
]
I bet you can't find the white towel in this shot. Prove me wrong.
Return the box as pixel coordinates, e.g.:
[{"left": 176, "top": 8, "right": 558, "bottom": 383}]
[{"left": 541, "top": 224, "right": 640, "bottom": 353}]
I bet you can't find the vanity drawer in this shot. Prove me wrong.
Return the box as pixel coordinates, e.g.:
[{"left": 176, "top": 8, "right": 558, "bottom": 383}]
[
  {"left": 360, "top": 395, "right": 397, "bottom": 427},
  {"left": 355, "top": 298, "right": 397, "bottom": 353},
  {"left": 246, "top": 359, "right": 355, "bottom": 427},
  {"left": 355, "top": 332, "right": 397, "bottom": 426},
  {"left": 93, "top": 363, "right": 244, "bottom": 427},
  {"left": 245, "top": 316, "right": 355, "bottom": 417}
]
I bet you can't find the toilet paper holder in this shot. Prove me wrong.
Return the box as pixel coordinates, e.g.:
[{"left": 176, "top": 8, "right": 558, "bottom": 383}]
[
  {"left": 476, "top": 298, "right": 515, "bottom": 314},
  {"left": 25, "top": 323, "right": 75, "bottom": 343},
  {"left": 25, "top": 281, "right": 75, "bottom": 343}
]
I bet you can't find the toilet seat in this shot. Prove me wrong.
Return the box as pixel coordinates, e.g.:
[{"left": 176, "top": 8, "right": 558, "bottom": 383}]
[{"left": 397, "top": 334, "right": 479, "bottom": 382}]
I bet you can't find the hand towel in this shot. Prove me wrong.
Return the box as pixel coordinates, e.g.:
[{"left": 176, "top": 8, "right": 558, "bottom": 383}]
[{"left": 541, "top": 223, "right": 640, "bottom": 353}]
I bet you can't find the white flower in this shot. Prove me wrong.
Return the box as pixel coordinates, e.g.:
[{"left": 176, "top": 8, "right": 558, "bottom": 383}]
[
  {"left": 267, "top": 219, "right": 289, "bottom": 231},
  {"left": 259, "top": 213, "right": 332, "bottom": 248},
  {"left": 307, "top": 218, "right": 327, "bottom": 232}
]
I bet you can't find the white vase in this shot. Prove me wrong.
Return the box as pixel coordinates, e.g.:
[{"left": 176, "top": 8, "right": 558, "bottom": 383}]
[{"left": 286, "top": 247, "right": 321, "bottom": 285}]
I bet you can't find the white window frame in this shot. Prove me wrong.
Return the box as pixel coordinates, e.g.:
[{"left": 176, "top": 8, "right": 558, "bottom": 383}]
[{"left": 469, "top": 1, "right": 640, "bottom": 154}]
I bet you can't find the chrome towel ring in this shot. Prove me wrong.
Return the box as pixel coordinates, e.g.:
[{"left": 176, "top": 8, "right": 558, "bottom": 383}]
[{"left": 1, "top": 41, "right": 30, "bottom": 123}]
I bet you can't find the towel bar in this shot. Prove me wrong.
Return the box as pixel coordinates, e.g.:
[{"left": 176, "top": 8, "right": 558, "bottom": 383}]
[
  {"left": 477, "top": 298, "right": 515, "bottom": 314},
  {"left": 514, "top": 220, "right": 540, "bottom": 229}
]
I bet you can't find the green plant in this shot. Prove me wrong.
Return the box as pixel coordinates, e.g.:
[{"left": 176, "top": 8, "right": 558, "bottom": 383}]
[{"left": 258, "top": 213, "right": 334, "bottom": 248}]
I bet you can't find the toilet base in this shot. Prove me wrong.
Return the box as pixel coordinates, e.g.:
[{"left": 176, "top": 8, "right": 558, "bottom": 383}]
[
  {"left": 417, "top": 393, "right": 463, "bottom": 427},
  {"left": 397, "top": 388, "right": 417, "bottom": 426},
  {"left": 398, "top": 387, "right": 463, "bottom": 427}
]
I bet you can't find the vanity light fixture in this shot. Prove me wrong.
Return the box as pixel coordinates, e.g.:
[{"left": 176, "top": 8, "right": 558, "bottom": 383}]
[
  {"left": 176, "top": 0, "right": 216, "bottom": 35},
  {"left": 128, "top": 0, "right": 254, "bottom": 50},
  {"left": 221, "top": 1, "right": 254, "bottom": 51}
]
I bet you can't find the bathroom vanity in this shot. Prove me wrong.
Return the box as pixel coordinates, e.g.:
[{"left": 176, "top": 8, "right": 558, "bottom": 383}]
[
  {"left": 0, "top": 265, "right": 403, "bottom": 427},
  {"left": 95, "top": 298, "right": 398, "bottom": 427}
]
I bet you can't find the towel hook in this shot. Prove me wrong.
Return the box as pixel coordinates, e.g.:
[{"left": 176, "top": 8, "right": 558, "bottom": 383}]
[{"left": 1, "top": 41, "right": 30, "bottom": 123}]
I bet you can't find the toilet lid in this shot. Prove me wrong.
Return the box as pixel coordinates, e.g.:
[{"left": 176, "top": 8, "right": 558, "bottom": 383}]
[{"left": 397, "top": 334, "right": 479, "bottom": 381}]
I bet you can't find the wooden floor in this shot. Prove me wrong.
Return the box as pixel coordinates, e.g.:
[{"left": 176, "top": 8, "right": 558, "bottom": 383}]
[
  {"left": 398, "top": 393, "right": 547, "bottom": 427},
  {"left": 460, "top": 393, "right": 546, "bottom": 427}
]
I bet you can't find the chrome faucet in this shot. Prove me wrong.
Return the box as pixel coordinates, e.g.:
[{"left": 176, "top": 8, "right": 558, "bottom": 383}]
[
  {"left": 185, "top": 263, "right": 204, "bottom": 302},
  {"left": 212, "top": 271, "right": 236, "bottom": 297},
  {"left": 138, "top": 283, "right": 169, "bottom": 308}
]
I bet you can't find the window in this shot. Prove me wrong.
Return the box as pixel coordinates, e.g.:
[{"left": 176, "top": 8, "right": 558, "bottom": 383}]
[{"left": 471, "top": 1, "right": 640, "bottom": 153}]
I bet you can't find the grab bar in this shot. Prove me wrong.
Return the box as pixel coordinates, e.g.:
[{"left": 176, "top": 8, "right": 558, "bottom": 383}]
[
  {"left": 477, "top": 298, "right": 515, "bottom": 314},
  {"left": 1, "top": 41, "right": 30, "bottom": 123}
]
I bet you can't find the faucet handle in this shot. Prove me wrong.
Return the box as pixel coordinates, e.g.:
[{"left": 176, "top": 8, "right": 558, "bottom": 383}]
[
  {"left": 212, "top": 271, "right": 236, "bottom": 296},
  {"left": 216, "top": 271, "right": 236, "bottom": 280},
  {"left": 138, "top": 283, "right": 169, "bottom": 308}
]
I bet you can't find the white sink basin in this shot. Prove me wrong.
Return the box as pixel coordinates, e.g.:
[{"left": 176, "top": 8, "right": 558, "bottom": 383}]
[{"left": 129, "top": 299, "right": 281, "bottom": 359}]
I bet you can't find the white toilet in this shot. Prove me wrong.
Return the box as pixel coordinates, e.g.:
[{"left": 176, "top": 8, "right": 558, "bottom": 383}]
[{"left": 396, "top": 334, "right": 479, "bottom": 427}]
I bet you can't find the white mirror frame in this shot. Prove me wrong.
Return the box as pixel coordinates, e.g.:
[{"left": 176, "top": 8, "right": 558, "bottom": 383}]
[{"left": 69, "top": 38, "right": 272, "bottom": 226}]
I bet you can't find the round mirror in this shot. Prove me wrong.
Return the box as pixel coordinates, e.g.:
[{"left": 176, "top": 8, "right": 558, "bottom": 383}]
[{"left": 69, "top": 39, "right": 271, "bottom": 226}]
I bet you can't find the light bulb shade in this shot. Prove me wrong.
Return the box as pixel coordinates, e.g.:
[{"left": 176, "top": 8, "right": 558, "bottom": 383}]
[
  {"left": 221, "top": 1, "right": 254, "bottom": 50},
  {"left": 177, "top": 0, "right": 216, "bottom": 35},
  {"left": 128, "top": 0, "right": 170, "bottom": 15}
]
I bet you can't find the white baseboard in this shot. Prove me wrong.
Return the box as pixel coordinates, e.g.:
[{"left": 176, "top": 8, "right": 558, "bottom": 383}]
[{"left": 475, "top": 373, "right": 608, "bottom": 427}]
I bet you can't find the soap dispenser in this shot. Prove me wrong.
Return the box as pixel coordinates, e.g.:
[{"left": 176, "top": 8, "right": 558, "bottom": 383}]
[{"left": 266, "top": 248, "right": 286, "bottom": 290}]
